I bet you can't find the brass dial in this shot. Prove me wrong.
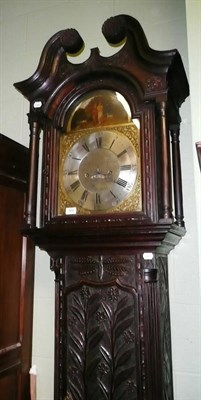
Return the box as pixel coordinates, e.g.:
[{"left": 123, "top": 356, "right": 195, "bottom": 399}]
[{"left": 61, "top": 130, "right": 138, "bottom": 212}]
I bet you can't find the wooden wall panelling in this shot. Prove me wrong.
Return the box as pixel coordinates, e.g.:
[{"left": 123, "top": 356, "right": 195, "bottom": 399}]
[{"left": 0, "top": 134, "right": 35, "bottom": 400}]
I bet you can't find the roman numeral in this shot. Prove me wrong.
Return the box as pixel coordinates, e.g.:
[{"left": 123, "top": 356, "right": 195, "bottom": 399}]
[
  {"left": 70, "top": 180, "right": 80, "bottom": 191},
  {"left": 68, "top": 169, "right": 78, "bottom": 175},
  {"left": 116, "top": 178, "right": 127, "bottom": 188},
  {"left": 82, "top": 142, "right": 90, "bottom": 152},
  {"left": 109, "top": 139, "right": 116, "bottom": 150},
  {"left": 120, "top": 164, "right": 131, "bottom": 171},
  {"left": 117, "top": 149, "right": 127, "bottom": 158},
  {"left": 81, "top": 190, "right": 89, "bottom": 202},
  {"left": 96, "top": 136, "right": 102, "bottom": 148},
  {"left": 96, "top": 193, "right": 101, "bottom": 204},
  {"left": 71, "top": 156, "right": 81, "bottom": 161},
  {"left": 110, "top": 191, "right": 118, "bottom": 199}
]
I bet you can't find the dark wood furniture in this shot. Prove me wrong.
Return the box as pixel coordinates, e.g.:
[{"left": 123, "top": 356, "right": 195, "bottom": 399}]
[
  {"left": 14, "top": 15, "right": 189, "bottom": 400},
  {"left": 0, "top": 134, "right": 35, "bottom": 400}
]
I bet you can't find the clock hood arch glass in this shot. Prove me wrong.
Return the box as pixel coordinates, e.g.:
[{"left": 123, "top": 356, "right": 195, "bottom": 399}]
[{"left": 58, "top": 89, "right": 142, "bottom": 216}]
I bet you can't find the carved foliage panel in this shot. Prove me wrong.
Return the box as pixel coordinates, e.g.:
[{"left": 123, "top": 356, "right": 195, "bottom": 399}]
[{"left": 63, "top": 256, "right": 139, "bottom": 400}]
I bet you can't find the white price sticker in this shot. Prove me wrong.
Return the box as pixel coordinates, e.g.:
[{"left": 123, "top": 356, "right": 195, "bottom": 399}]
[{"left": 65, "top": 207, "right": 77, "bottom": 215}]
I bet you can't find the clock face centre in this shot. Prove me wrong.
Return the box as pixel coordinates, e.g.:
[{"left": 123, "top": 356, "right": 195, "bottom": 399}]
[{"left": 79, "top": 148, "right": 119, "bottom": 192}]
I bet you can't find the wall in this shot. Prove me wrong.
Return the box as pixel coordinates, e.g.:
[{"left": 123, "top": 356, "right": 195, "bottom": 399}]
[{"left": 0, "top": 1, "right": 200, "bottom": 399}]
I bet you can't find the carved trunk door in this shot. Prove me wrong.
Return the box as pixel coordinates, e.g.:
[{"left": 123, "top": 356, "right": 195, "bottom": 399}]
[{"left": 52, "top": 253, "right": 172, "bottom": 400}]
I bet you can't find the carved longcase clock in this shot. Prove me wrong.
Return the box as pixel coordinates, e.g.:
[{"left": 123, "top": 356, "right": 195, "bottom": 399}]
[{"left": 14, "top": 15, "right": 189, "bottom": 400}]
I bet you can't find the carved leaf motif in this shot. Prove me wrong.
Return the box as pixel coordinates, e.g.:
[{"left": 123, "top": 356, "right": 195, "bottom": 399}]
[
  {"left": 87, "top": 328, "right": 105, "bottom": 351},
  {"left": 100, "top": 345, "right": 112, "bottom": 364},
  {"left": 70, "top": 304, "right": 84, "bottom": 324},
  {"left": 115, "top": 350, "right": 134, "bottom": 370},
  {"left": 114, "top": 366, "right": 136, "bottom": 390},
  {"left": 112, "top": 295, "right": 137, "bottom": 399},
  {"left": 99, "top": 380, "right": 111, "bottom": 399},
  {"left": 114, "top": 296, "right": 134, "bottom": 338},
  {"left": 114, "top": 295, "right": 129, "bottom": 316},
  {"left": 85, "top": 356, "right": 101, "bottom": 380},
  {"left": 87, "top": 292, "right": 102, "bottom": 317},
  {"left": 65, "top": 285, "right": 137, "bottom": 399},
  {"left": 68, "top": 379, "right": 82, "bottom": 400},
  {"left": 69, "top": 337, "right": 84, "bottom": 363}
]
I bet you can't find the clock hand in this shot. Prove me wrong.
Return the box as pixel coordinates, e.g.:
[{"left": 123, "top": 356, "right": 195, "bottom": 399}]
[{"left": 86, "top": 168, "right": 112, "bottom": 180}]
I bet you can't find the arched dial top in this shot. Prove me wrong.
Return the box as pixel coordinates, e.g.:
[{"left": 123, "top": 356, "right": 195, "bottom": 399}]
[{"left": 58, "top": 128, "right": 141, "bottom": 215}]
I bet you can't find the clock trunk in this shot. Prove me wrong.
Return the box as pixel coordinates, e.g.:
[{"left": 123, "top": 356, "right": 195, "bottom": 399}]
[{"left": 51, "top": 253, "right": 172, "bottom": 400}]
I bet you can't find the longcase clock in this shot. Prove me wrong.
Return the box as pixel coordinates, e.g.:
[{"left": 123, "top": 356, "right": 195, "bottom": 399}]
[{"left": 14, "top": 15, "right": 189, "bottom": 400}]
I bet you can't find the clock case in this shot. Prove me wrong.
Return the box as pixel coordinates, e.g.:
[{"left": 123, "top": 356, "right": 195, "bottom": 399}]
[{"left": 14, "top": 15, "right": 189, "bottom": 400}]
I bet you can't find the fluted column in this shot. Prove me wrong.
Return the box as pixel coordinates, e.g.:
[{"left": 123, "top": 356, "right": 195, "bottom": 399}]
[
  {"left": 24, "top": 114, "right": 41, "bottom": 228},
  {"left": 170, "top": 125, "right": 184, "bottom": 227},
  {"left": 159, "top": 101, "right": 172, "bottom": 221}
]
